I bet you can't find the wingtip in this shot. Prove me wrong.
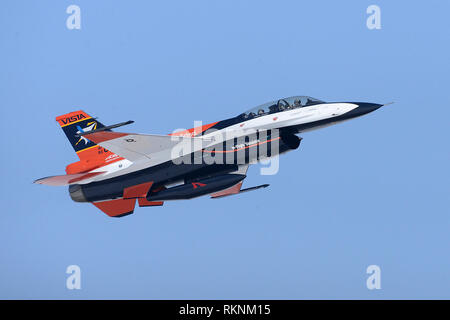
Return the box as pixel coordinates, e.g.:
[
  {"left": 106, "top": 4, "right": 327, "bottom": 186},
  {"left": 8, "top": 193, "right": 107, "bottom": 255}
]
[
  {"left": 33, "top": 177, "right": 48, "bottom": 184},
  {"left": 382, "top": 102, "right": 395, "bottom": 106}
]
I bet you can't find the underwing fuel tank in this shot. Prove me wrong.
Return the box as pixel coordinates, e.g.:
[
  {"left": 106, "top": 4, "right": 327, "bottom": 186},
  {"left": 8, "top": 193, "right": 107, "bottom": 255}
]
[{"left": 148, "top": 174, "right": 246, "bottom": 201}]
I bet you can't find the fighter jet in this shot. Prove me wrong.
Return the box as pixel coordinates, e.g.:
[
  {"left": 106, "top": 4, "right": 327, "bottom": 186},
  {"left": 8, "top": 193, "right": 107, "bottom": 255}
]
[{"left": 35, "top": 96, "right": 386, "bottom": 217}]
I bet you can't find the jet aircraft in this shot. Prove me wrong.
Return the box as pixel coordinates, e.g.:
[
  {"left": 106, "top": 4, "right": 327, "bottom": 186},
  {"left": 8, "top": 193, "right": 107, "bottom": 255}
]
[{"left": 35, "top": 96, "right": 386, "bottom": 217}]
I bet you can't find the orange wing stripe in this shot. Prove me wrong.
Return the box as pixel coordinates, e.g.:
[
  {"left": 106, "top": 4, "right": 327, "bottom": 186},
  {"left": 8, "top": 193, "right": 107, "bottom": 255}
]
[{"left": 169, "top": 122, "right": 218, "bottom": 137}]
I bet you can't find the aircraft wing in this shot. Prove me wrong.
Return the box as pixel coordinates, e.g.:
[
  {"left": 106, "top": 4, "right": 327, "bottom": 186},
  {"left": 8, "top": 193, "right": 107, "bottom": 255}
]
[{"left": 81, "top": 131, "right": 211, "bottom": 162}]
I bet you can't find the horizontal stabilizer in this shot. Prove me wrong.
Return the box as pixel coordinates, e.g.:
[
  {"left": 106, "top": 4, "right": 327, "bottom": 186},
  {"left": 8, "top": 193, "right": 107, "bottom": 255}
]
[{"left": 34, "top": 171, "right": 105, "bottom": 186}]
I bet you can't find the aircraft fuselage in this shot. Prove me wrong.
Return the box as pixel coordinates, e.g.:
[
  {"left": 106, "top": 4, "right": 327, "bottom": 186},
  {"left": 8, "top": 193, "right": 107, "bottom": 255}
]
[{"left": 68, "top": 97, "right": 383, "bottom": 203}]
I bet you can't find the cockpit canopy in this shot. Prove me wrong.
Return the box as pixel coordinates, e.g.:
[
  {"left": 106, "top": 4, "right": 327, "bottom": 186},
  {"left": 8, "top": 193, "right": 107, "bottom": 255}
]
[{"left": 240, "top": 96, "right": 324, "bottom": 119}]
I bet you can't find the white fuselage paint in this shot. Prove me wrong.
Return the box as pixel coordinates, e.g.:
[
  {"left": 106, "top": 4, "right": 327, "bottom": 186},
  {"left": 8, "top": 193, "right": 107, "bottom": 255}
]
[
  {"left": 79, "top": 103, "right": 358, "bottom": 184},
  {"left": 211, "top": 103, "right": 357, "bottom": 135}
]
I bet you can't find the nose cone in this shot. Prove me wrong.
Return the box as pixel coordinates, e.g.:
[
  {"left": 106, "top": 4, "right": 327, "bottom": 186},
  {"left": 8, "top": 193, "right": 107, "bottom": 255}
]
[
  {"left": 345, "top": 102, "right": 383, "bottom": 119},
  {"left": 358, "top": 102, "right": 383, "bottom": 114}
]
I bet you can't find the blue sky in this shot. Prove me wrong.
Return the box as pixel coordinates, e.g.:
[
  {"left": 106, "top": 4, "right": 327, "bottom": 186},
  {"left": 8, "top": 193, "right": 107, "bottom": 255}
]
[{"left": 0, "top": 0, "right": 449, "bottom": 299}]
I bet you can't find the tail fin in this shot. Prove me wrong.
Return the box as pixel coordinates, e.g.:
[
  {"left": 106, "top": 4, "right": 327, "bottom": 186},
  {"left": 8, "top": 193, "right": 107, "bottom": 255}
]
[
  {"left": 55, "top": 110, "right": 120, "bottom": 164},
  {"left": 56, "top": 110, "right": 105, "bottom": 156}
]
